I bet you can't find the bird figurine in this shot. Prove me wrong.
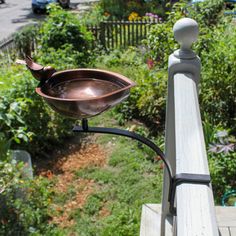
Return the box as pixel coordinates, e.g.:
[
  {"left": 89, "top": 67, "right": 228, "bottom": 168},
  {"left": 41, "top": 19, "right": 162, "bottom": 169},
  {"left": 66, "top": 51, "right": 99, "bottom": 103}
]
[{"left": 16, "top": 56, "right": 56, "bottom": 83}]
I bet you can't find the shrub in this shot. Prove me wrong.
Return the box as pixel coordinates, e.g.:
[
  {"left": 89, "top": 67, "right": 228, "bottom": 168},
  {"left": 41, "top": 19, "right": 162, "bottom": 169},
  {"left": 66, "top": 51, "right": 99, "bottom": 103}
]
[
  {"left": 99, "top": 0, "right": 168, "bottom": 20},
  {"left": 14, "top": 24, "right": 39, "bottom": 58},
  {"left": 144, "top": 2, "right": 185, "bottom": 68},
  {"left": 199, "top": 22, "right": 236, "bottom": 130},
  {"left": 0, "top": 66, "right": 74, "bottom": 157},
  {"left": 79, "top": 4, "right": 109, "bottom": 25},
  {"left": 95, "top": 48, "right": 167, "bottom": 130},
  {"left": 188, "top": 0, "right": 225, "bottom": 27},
  {"left": 0, "top": 157, "right": 56, "bottom": 235},
  {"left": 140, "top": 0, "right": 235, "bottom": 130},
  {"left": 207, "top": 129, "right": 236, "bottom": 202},
  {"left": 39, "top": 4, "right": 93, "bottom": 67},
  {"left": 37, "top": 44, "right": 85, "bottom": 70}
]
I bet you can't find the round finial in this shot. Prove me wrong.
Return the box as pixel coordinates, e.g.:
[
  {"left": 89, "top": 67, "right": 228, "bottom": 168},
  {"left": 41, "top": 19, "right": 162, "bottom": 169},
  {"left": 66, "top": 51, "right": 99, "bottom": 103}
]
[{"left": 173, "top": 18, "right": 199, "bottom": 50}]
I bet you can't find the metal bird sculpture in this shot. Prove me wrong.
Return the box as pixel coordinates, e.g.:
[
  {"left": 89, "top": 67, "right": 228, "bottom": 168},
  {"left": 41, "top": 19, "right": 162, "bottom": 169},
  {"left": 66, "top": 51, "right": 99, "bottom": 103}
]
[{"left": 16, "top": 56, "right": 56, "bottom": 83}]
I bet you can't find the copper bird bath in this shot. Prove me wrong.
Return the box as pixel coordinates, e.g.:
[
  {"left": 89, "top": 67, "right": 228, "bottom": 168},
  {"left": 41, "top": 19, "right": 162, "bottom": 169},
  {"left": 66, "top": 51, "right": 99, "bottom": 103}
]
[
  {"left": 21, "top": 57, "right": 136, "bottom": 119},
  {"left": 21, "top": 57, "right": 210, "bottom": 216}
]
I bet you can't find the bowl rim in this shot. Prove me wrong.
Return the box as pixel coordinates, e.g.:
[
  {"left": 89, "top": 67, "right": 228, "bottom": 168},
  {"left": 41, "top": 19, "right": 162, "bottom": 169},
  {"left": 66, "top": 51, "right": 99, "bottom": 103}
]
[{"left": 36, "top": 68, "right": 136, "bottom": 102}]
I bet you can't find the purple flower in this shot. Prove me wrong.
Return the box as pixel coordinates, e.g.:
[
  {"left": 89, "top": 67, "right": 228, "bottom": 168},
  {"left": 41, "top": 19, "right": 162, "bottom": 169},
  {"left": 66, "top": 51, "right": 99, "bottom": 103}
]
[
  {"left": 145, "top": 13, "right": 152, "bottom": 17},
  {"left": 145, "top": 12, "right": 159, "bottom": 20},
  {"left": 217, "top": 143, "right": 235, "bottom": 154},
  {"left": 208, "top": 144, "right": 219, "bottom": 153},
  {"left": 209, "top": 143, "right": 235, "bottom": 155}
]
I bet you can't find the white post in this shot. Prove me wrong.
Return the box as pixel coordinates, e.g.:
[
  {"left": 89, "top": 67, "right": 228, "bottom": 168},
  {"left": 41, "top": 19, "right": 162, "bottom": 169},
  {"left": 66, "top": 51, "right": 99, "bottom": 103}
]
[{"left": 161, "top": 18, "right": 218, "bottom": 236}]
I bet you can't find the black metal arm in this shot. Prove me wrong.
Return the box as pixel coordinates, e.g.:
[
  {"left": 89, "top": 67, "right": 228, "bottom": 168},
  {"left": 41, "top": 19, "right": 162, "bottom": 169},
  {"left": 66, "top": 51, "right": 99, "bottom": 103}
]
[{"left": 73, "top": 119, "right": 211, "bottom": 215}]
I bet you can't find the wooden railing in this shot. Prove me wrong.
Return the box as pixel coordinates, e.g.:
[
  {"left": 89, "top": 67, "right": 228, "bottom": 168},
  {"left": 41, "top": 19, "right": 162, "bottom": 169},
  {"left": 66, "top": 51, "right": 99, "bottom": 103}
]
[{"left": 161, "top": 18, "right": 219, "bottom": 236}]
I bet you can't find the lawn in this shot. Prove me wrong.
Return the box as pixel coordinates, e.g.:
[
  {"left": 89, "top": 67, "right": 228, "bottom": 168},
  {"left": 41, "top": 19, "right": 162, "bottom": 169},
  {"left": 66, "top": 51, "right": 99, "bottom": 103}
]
[{"left": 35, "top": 112, "right": 164, "bottom": 235}]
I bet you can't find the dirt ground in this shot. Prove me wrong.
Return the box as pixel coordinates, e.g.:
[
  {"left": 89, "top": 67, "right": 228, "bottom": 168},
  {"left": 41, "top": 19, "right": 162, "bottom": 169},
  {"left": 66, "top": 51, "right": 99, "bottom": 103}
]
[{"left": 36, "top": 135, "right": 108, "bottom": 228}]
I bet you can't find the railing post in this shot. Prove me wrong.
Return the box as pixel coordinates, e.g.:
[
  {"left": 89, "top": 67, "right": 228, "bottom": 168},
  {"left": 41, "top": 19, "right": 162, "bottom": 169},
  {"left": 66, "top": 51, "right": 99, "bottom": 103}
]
[{"left": 161, "top": 18, "right": 219, "bottom": 236}]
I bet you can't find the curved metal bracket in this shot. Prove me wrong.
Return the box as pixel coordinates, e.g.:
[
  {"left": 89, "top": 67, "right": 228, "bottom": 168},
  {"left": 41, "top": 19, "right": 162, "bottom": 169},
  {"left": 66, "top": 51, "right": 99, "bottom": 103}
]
[
  {"left": 73, "top": 119, "right": 211, "bottom": 216},
  {"left": 74, "top": 119, "right": 173, "bottom": 179}
]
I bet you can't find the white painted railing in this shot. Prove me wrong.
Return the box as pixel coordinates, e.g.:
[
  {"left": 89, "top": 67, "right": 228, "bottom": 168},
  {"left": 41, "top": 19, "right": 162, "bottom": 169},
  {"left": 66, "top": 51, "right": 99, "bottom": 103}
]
[{"left": 161, "top": 18, "right": 219, "bottom": 236}]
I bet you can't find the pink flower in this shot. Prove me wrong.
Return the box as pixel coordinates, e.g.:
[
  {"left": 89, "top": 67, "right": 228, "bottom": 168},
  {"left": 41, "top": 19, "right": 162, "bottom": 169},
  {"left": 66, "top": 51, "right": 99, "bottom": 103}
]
[{"left": 147, "top": 58, "right": 155, "bottom": 69}]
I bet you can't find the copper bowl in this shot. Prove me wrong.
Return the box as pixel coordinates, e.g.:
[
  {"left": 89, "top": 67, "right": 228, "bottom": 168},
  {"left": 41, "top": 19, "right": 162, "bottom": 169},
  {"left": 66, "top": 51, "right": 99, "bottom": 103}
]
[{"left": 35, "top": 69, "right": 136, "bottom": 119}]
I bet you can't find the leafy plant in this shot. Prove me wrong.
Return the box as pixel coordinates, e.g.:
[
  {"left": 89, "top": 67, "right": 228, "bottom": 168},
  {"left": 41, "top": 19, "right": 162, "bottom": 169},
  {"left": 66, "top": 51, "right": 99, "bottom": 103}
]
[
  {"left": 14, "top": 24, "right": 39, "bottom": 58},
  {"left": 99, "top": 0, "right": 169, "bottom": 20},
  {"left": 188, "top": 0, "right": 225, "bottom": 27},
  {"left": 0, "top": 158, "right": 56, "bottom": 235},
  {"left": 95, "top": 47, "right": 167, "bottom": 130},
  {"left": 208, "top": 129, "right": 236, "bottom": 202},
  {"left": 0, "top": 128, "right": 12, "bottom": 162},
  {"left": 0, "top": 66, "right": 74, "bottom": 157},
  {"left": 39, "top": 4, "right": 93, "bottom": 67},
  {"left": 79, "top": 4, "right": 109, "bottom": 25},
  {"left": 37, "top": 44, "right": 85, "bottom": 70},
  {"left": 198, "top": 21, "right": 236, "bottom": 130},
  {"left": 133, "top": 0, "right": 236, "bottom": 131}
]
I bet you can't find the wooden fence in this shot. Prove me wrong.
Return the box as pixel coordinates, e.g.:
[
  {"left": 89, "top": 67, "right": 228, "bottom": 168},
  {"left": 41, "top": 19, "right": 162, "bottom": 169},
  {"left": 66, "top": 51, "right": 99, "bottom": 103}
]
[
  {"left": 0, "top": 19, "right": 159, "bottom": 56},
  {"left": 88, "top": 19, "right": 159, "bottom": 49},
  {"left": 0, "top": 36, "right": 15, "bottom": 54},
  {"left": 0, "top": 35, "right": 37, "bottom": 58}
]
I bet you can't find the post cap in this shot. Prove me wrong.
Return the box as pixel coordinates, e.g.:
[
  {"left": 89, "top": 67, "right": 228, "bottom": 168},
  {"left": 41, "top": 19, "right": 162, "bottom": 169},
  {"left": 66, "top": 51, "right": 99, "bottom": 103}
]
[{"left": 173, "top": 18, "right": 199, "bottom": 50}]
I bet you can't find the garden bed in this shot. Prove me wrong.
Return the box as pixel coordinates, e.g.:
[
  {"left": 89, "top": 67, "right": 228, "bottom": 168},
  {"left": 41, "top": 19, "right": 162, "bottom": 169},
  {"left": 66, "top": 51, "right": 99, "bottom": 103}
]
[{"left": 33, "top": 114, "right": 163, "bottom": 235}]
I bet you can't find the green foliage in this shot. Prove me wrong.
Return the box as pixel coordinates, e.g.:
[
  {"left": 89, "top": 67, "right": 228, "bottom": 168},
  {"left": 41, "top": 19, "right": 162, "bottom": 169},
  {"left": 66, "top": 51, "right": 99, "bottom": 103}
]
[
  {"left": 37, "top": 44, "right": 85, "bottom": 70},
  {"left": 100, "top": 206, "right": 139, "bottom": 236},
  {"left": 209, "top": 152, "right": 236, "bottom": 202},
  {"left": 99, "top": 0, "right": 169, "bottom": 20},
  {"left": 0, "top": 66, "right": 74, "bottom": 156},
  {"left": 0, "top": 158, "right": 56, "bottom": 235},
  {"left": 146, "top": 0, "right": 226, "bottom": 65},
  {"left": 199, "top": 21, "right": 236, "bottom": 130},
  {"left": 41, "top": 4, "right": 92, "bottom": 51},
  {"left": 14, "top": 24, "right": 39, "bottom": 57},
  {"left": 188, "top": 0, "right": 225, "bottom": 26},
  {"left": 39, "top": 4, "right": 93, "bottom": 67},
  {"left": 84, "top": 194, "right": 103, "bottom": 216},
  {"left": 97, "top": 48, "right": 144, "bottom": 67},
  {"left": 99, "top": 0, "right": 130, "bottom": 19},
  {"left": 207, "top": 129, "right": 236, "bottom": 202},
  {"left": 95, "top": 48, "right": 167, "bottom": 130},
  {"left": 142, "top": 0, "right": 236, "bottom": 130},
  {"left": 79, "top": 4, "right": 109, "bottom": 25},
  {"left": 0, "top": 96, "right": 34, "bottom": 145},
  {"left": 144, "top": 2, "right": 186, "bottom": 67},
  {"left": 0, "top": 136, "right": 11, "bottom": 161},
  {"left": 0, "top": 65, "right": 26, "bottom": 91},
  {"left": 202, "top": 117, "right": 236, "bottom": 203}
]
